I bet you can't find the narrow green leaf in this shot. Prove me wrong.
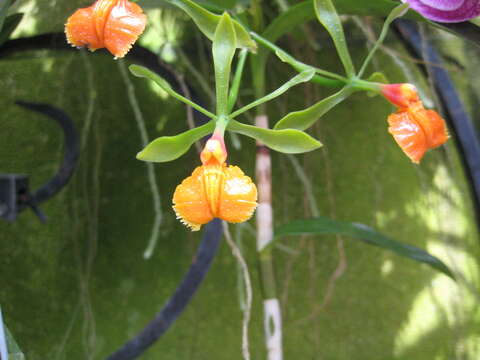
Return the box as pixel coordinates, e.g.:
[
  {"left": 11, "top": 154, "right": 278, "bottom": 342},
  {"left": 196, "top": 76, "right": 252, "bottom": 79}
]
[
  {"left": 274, "top": 86, "right": 353, "bottom": 130},
  {"left": 227, "top": 48, "right": 248, "bottom": 113},
  {"left": 129, "top": 64, "right": 216, "bottom": 119},
  {"left": 227, "top": 120, "right": 322, "bottom": 153},
  {"left": 230, "top": 69, "right": 315, "bottom": 118},
  {"left": 0, "top": 0, "right": 12, "bottom": 31},
  {"left": 213, "top": 12, "right": 236, "bottom": 116},
  {"left": 0, "top": 13, "right": 22, "bottom": 46},
  {"left": 166, "top": 0, "right": 256, "bottom": 50},
  {"left": 6, "top": 326, "right": 24, "bottom": 360},
  {"left": 314, "top": 0, "right": 355, "bottom": 76},
  {"left": 250, "top": 32, "right": 345, "bottom": 88},
  {"left": 137, "top": 120, "right": 215, "bottom": 162},
  {"left": 0, "top": 306, "right": 7, "bottom": 360},
  {"left": 358, "top": 3, "right": 410, "bottom": 77},
  {"left": 274, "top": 217, "right": 455, "bottom": 279}
]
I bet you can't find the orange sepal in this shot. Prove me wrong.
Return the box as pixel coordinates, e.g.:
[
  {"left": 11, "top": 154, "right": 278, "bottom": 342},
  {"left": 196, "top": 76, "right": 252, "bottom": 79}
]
[
  {"left": 65, "top": 7, "right": 102, "bottom": 51},
  {"left": 412, "top": 109, "right": 449, "bottom": 149},
  {"left": 388, "top": 111, "right": 428, "bottom": 164},
  {"left": 388, "top": 107, "right": 449, "bottom": 164},
  {"left": 65, "top": 0, "right": 147, "bottom": 58},
  {"left": 104, "top": 0, "right": 147, "bottom": 58}
]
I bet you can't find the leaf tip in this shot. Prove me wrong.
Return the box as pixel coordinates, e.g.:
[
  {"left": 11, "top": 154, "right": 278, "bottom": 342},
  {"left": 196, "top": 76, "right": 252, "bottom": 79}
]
[
  {"left": 136, "top": 149, "right": 147, "bottom": 161},
  {"left": 129, "top": 64, "right": 142, "bottom": 77}
]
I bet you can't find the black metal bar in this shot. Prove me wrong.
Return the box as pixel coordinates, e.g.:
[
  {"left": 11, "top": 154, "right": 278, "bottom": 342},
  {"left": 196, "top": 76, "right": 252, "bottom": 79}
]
[
  {"left": 106, "top": 218, "right": 223, "bottom": 360},
  {"left": 15, "top": 101, "right": 80, "bottom": 207},
  {"left": 2, "top": 33, "right": 221, "bottom": 358},
  {"left": 395, "top": 19, "right": 480, "bottom": 224}
]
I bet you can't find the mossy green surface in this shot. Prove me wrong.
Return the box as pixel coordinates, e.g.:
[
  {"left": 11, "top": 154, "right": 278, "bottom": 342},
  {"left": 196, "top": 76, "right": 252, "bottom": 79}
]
[{"left": 1, "top": 2, "right": 479, "bottom": 359}]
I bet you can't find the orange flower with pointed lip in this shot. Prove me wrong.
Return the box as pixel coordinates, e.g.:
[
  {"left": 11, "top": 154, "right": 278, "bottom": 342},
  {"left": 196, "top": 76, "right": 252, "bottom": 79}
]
[
  {"left": 382, "top": 84, "right": 449, "bottom": 163},
  {"left": 65, "top": 0, "right": 147, "bottom": 58},
  {"left": 173, "top": 135, "right": 258, "bottom": 231}
]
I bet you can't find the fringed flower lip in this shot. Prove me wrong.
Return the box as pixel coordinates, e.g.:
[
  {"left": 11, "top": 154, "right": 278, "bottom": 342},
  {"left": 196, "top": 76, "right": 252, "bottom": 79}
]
[
  {"left": 401, "top": 0, "right": 480, "bottom": 23},
  {"left": 65, "top": 0, "right": 147, "bottom": 58},
  {"left": 172, "top": 135, "right": 258, "bottom": 231},
  {"left": 381, "top": 83, "right": 449, "bottom": 163}
]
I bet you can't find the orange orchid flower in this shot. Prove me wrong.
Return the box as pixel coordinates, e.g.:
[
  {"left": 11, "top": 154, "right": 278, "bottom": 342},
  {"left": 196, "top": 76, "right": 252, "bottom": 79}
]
[
  {"left": 172, "top": 134, "right": 258, "bottom": 231},
  {"left": 381, "top": 84, "right": 449, "bottom": 164},
  {"left": 65, "top": 0, "right": 147, "bottom": 59}
]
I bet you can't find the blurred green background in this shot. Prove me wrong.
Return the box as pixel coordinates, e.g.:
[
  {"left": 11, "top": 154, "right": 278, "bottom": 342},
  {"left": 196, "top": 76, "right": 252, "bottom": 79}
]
[{"left": 1, "top": 0, "right": 479, "bottom": 359}]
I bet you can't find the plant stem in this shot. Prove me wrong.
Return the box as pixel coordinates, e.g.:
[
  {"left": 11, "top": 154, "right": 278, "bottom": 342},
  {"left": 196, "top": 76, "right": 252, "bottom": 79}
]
[
  {"left": 250, "top": 32, "right": 347, "bottom": 83},
  {"left": 118, "top": 61, "right": 163, "bottom": 260},
  {"left": 255, "top": 115, "right": 283, "bottom": 360},
  {"left": 228, "top": 48, "right": 249, "bottom": 113},
  {"left": 223, "top": 222, "right": 252, "bottom": 360}
]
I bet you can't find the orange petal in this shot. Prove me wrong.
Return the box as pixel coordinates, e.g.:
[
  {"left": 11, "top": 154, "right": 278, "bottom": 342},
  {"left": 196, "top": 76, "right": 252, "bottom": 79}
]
[
  {"left": 202, "top": 165, "right": 225, "bottom": 217},
  {"left": 412, "top": 109, "right": 449, "bottom": 149},
  {"left": 103, "top": 0, "right": 147, "bottom": 58},
  {"left": 172, "top": 166, "right": 213, "bottom": 231},
  {"left": 64, "top": 0, "right": 146, "bottom": 58},
  {"left": 65, "top": 7, "right": 103, "bottom": 51},
  {"left": 388, "top": 111, "right": 428, "bottom": 164},
  {"left": 218, "top": 166, "right": 258, "bottom": 224},
  {"left": 92, "top": 0, "right": 117, "bottom": 44}
]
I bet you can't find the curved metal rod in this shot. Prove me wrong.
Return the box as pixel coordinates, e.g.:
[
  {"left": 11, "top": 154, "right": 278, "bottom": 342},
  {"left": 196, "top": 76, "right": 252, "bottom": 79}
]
[
  {"left": 15, "top": 101, "right": 80, "bottom": 208},
  {"left": 394, "top": 19, "right": 480, "bottom": 226},
  {"left": 3, "top": 34, "right": 221, "bottom": 358},
  {"left": 106, "top": 218, "right": 223, "bottom": 360},
  {"left": 0, "top": 33, "right": 205, "bottom": 117}
]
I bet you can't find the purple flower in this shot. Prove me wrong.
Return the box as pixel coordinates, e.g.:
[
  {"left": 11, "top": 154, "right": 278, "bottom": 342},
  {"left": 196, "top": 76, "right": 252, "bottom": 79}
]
[{"left": 402, "top": 0, "right": 480, "bottom": 22}]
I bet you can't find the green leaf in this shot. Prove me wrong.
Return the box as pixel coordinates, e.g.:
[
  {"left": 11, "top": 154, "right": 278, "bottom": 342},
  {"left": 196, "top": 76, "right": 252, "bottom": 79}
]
[
  {"left": 358, "top": 3, "right": 410, "bottom": 77},
  {"left": 227, "top": 120, "right": 322, "bottom": 153},
  {"left": 314, "top": 0, "right": 355, "bottom": 76},
  {"left": 274, "top": 86, "right": 353, "bottom": 130},
  {"left": 6, "top": 326, "right": 24, "bottom": 360},
  {"left": 274, "top": 217, "right": 455, "bottom": 279},
  {"left": 0, "top": 0, "right": 13, "bottom": 31},
  {"left": 1, "top": 306, "right": 24, "bottom": 360},
  {"left": 0, "top": 13, "right": 22, "bottom": 46},
  {"left": 166, "top": 0, "right": 256, "bottom": 50},
  {"left": 129, "top": 64, "right": 216, "bottom": 119},
  {"left": 137, "top": 120, "right": 215, "bottom": 162},
  {"left": 227, "top": 48, "right": 248, "bottom": 113},
  {"left": 250, "top": 32, "right": 345, "bottom": 89},
  {"left": 230, "top": 69, "right": 315, "bottom": 118},
  {"left": 367, "top": 71, "right": 389, "bottom": 84},
  {"left": 213, "top": 12, "right": 236, "bottom": 116}
]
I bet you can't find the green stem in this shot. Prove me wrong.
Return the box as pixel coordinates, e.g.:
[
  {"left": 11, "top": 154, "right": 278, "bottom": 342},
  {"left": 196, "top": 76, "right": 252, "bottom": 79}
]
[
  {"left": 275, "top": 0, "right": 290, "bottom": 12},
  {"left": 250, "top": 32, "right": 348, "bottom": 84},
  {"left": 129, "top": 65, "right": 217, "bottom": 119},
  {"left": 259, "top": 250, "right": 277, "bottom": 298},
  {"left": 214, "top": 114, "right": 230, "bottom": 136},
  {"left": 358, "top": 3, "right": 409, "bottom": 77},
  {"left": 228, "top": 48, "right": 249, "bottom": 113},
  {"left": 230, "top": 70, "right": 313, "bottom": 119},
  {"left": 350, "top": 78, "right": 382, "bottom": 93}
]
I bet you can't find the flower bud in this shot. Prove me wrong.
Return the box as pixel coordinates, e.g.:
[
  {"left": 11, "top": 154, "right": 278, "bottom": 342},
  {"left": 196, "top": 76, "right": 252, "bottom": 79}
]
[
  {"left": 200, "top": 134, "right": 228, "bottom": 166},
  {"left": 381, "top": 83, "right": 419, "bottom": 109}
]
